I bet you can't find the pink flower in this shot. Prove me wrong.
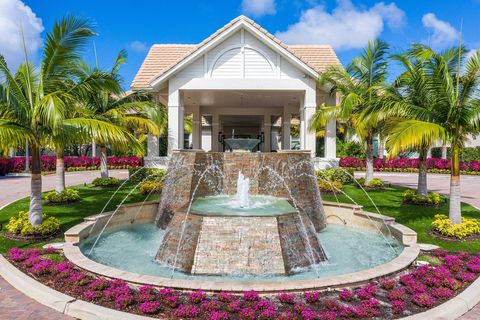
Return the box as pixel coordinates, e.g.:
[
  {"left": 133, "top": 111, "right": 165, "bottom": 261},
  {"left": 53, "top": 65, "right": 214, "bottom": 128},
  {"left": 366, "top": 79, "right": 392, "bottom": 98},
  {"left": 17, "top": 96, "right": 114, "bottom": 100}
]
[
  {"left": 243, "top": 290, "right": 259, "bottom": 302},
  {"left": 83, "top": 290, "right": 102, "bottom": 301},
  {"left": 173, "top": 304, "right": 199, "bottom": 318},
  {"left": 239, "top": 307, "right": 256, "bottom": 320},
  {"left": 200, "top": 300, "right": 221, "bottom": 312},
  {"left": 258, "top": 308, "right": 278, "bottom": 320},
  {"left": 139, "top": 301, "right": 160, "bottom": 314},
  {"left": 218, "top": 291, "right": 235, "bottom": 303},
  {"left": 391, "top": 299, "right": 407, "bottom": 314},
  {"left": 339, "top": 289, "right": 353, "bottom": 302},
  {"left": 227, "top": 299, "right": 243, "bottom": 313},
  {"left": 431, "top": 287, "right": 453, "bottom": 299},
  {"left": 455, "top": 271, "right": 477, "bottom": 283},
  {"left": 188, "top": 289, "right": 206, "bottom": 304},
  {"left": 411, "top": 292, "right": 435, "bottom": 308},
  {"left": 355, "top": 284, "right": 377, "bottom": 300},
  {"left": 387, "top": 288, "right": 407, "bottom": 301},
  {"left": 277, "top": 291, "right": 295, "bottom": 304},
  {"left": 165, "top": 295, "right": 180, "bottom": 308},
  {"left": 379, "top": 278, "right": 396, "bottom": 290},
  {"left": 209, "top": 310, "right": 230, "bottom": 320},
  {"left": 304, "top": 291, "right": 320, "bottom": 303}
]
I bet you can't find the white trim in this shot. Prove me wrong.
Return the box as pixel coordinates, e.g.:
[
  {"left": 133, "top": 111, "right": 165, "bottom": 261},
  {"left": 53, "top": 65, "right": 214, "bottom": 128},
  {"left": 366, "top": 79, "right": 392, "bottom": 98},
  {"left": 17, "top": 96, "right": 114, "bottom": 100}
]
[{"left": 149, "top": 19, "right": 319, "bottom": 88}]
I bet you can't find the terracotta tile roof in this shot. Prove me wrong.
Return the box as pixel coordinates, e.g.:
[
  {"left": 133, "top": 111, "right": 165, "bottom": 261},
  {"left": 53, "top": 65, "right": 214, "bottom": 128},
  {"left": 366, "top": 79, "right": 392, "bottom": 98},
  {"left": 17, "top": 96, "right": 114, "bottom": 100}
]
[{"left": 131, "top": 16, "right": 341, "bottom": 89}]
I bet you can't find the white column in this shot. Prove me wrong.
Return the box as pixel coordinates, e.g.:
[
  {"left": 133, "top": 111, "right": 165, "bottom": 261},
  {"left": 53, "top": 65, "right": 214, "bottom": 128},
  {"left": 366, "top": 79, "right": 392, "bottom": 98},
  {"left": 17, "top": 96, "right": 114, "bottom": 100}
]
[
  {"left": 212, "top": 113, "right": 219, "bottom": 152},
  {"left": 325, "top": 116, "right": 336, "bottom": 158},
  {"left": 302, "top": 83, "right": 317, "bottom": 156},
  {"left": 8, "top": 148, "right": 15, "bottom": 158},
  {"left": 427, "top": 148, "right": 432, "bottom": 158},
  {"left": 282, "top": 107, "right": 290, "bottom": 150},
  {"left": 192, "top": 107, "right": 201, "bottom": 150},
  {"left": 147, "top": 133, "right": 159, "bottom": 158},
  {"left": 441, "top": 146, "right": 447, "bottom": 159},
  {"left": 304, "top": 106, "right": 316, "bottom": 155},
  {"left": 263, "top": 114, "right": 271, "bottom": 152},
  {"left": 91, "top": 140, "right": 96, "bottom": 157},
  {"left": 167, "top": 89, "right": 183, "bottom": 154},
  {"left": 325, "top": 92, "right": 338, "bottom": 159}
]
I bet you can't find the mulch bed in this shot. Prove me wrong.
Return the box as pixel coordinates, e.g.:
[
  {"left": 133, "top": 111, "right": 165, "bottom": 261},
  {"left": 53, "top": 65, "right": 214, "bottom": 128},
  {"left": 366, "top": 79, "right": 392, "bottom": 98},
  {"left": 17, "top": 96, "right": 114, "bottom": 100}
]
[
  {"left": 4, "top": 230, "right": 61, "bottom": 242},
  {"left": 428, "top": 230, "right": 480, "bottom": 242}
]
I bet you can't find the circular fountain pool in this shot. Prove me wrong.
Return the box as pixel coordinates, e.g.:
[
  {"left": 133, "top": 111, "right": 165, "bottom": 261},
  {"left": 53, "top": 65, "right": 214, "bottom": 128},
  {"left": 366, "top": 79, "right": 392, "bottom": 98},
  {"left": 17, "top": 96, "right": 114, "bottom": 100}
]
[
  {"left": 190, "top": 195, "right": 295, "bottom": 216},
  {"left": 79, "top": 223, "right": 403, "bottom": 282}
]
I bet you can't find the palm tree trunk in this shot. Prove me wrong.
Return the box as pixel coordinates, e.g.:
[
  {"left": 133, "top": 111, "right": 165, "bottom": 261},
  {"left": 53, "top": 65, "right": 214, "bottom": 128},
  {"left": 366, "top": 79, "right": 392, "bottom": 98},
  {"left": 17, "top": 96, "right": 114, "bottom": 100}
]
[
  {"left": 365, "top": 134, "right": 374, "bottom": 184},
  {"left": 449, "top": 143, "right": 462, "bottom": 224},
  {"left": 99, "top": 145, "right": 109, "bottom": 179},
  {"left": 417, "top": 147, "right": 428, "bottom": 198},
  {"left": 55, "top": 144, "right": 65, "bottom": 193},
  {"left": 29, "top": 144, "right": 43, "bottom": 227}
]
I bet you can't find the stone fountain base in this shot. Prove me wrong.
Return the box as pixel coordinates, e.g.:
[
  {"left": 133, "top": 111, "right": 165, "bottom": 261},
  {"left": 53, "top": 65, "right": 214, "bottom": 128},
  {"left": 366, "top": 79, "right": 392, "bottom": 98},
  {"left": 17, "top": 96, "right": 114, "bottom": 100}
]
[
  {"left": 155, "top": 210, "right": 327, "bottom": 276},
  {"left": 155, "top": 151, "right": 328, "bottom": 276}
]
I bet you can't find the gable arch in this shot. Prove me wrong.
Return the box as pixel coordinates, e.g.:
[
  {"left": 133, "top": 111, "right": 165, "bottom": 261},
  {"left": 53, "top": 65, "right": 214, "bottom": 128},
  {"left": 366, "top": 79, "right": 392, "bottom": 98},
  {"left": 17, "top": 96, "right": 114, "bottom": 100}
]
[{"left": 210, "top": 44, "right": 276, "bottom": 79}]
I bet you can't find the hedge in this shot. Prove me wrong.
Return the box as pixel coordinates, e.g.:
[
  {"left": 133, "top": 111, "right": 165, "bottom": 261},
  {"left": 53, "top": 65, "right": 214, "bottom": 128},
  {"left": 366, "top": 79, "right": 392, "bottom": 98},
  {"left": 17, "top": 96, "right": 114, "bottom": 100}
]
[
  {"left": 0, "top": 156, "right": 143, "bottom": 175},
  {"left": 340, "top": 157, "right": 480, "bottom": 174}
]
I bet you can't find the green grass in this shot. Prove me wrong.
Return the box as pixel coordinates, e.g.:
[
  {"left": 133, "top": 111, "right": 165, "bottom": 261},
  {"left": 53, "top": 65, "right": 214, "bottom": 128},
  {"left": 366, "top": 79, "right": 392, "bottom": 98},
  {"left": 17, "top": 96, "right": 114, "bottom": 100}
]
[
  {"left": 322, "top": 184, "right": 480, "bottom": 252},
  {"left": 0, "top": 182, "right": 159, "bottom": 254}
]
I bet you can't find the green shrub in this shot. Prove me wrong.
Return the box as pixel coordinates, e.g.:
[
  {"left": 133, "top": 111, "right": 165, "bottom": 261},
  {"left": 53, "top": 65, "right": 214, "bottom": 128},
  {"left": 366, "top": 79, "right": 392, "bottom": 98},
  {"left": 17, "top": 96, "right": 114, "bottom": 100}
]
[
  {"left": 316, "top": 168, "right": 354, "bottom": 184},
  {"left": 403, "top": 189, "right": 445, "bottom": 206},
  {"left": 317, "top": 180, "right": 343, "bottom": 193},
  {"left": 128, "top": 167, "right": 167, "bottom": 183},
  {"left": 356, "top": 177, "right": 385, "bottom": 189},
  {"left": 91, "top": 177, "right": 121, "bottom": 187},
  {"left": 432, "top": 214, "right": 480, "bottom": 239},
  {"left": 45, "top": 189, "right": 81, "bottom": 204},
  {"left": 139, "top": 180, "right": 164, "bottom": 195},
  {"left": 337, "top": 140, "right": 365, "bottom": 158},
  {"left": 5, "top": 211, "right": 60, "bottom": 236}
]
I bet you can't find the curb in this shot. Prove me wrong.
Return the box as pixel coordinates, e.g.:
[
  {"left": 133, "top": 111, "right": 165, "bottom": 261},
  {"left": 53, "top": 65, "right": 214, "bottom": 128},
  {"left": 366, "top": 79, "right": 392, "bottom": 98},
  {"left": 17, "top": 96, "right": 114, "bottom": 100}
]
[{"left": 2, "top": 253, "right": 480, "bottom": 320}]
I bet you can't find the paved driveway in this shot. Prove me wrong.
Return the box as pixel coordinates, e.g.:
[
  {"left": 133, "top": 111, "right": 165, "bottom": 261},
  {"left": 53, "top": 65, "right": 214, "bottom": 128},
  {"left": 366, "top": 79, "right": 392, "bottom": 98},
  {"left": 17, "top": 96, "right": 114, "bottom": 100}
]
[{"left": 355, "top": 172, "right": 480, "bottom": 209}]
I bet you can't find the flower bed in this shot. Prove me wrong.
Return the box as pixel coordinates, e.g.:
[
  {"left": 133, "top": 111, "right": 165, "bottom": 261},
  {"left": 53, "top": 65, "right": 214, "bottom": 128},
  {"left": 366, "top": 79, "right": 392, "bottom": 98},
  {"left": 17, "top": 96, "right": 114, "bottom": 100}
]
[
  {"left": 339, "top": 157, "right": 480, "bottom": 175},
  {"left": 0, "top": 156, "right": 143, "bottom": 175},
  {"left": 6, "top": 248, "right": 480, "bottom": 319}
]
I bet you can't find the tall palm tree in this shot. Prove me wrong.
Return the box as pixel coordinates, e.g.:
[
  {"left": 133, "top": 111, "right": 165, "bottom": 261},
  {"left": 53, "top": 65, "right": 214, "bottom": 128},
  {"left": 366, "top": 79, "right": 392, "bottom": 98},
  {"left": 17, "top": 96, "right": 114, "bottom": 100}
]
[
  {"left": 373, "top": 44, "right": 480, "bottom": 224},
  {"left": 0, "top": 16, "right": 136, "bottom": 226},
  {"left": 79, "top": 51, "right": 161, "bottom": 179},
  {"left": 378, "top": 51, "right": 438, "bottom": 198},
  {"left": 310, "top": 39, "right": 390, "bottom": 183}
]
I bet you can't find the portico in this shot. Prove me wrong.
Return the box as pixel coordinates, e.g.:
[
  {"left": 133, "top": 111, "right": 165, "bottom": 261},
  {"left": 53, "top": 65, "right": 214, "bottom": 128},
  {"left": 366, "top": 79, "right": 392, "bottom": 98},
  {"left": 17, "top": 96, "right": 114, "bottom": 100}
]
[{"left": 132, "top": 15, "right": 341, "bottom": 168}]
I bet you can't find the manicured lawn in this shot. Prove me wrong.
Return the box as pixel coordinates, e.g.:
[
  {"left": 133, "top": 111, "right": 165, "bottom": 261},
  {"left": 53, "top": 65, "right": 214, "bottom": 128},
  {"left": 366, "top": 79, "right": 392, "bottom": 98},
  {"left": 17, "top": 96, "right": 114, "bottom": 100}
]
[
  {"left": 322, "top": 184, "right": 480, "bottom": 252},
  {"left": 0, "top": 182, "right": 159, "bottom": 254}
]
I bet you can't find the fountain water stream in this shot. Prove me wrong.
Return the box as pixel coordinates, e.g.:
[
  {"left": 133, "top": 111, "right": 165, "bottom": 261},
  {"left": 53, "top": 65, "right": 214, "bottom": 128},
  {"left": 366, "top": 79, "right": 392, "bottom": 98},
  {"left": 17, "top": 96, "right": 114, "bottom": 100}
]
[{"left": 235, "top": 171, "right": 250, "bottom": 208}]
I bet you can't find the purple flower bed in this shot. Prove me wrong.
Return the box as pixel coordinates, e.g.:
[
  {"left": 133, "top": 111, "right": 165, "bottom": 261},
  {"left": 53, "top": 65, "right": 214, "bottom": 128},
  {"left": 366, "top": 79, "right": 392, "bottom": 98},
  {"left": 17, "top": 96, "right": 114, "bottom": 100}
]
[
  {"left": 6, "top": 248, "right": 480, "bottom": 319},
  {"left": 0, "top": 156, "right": 142, "bottom": 175},
  {"left": 339, "top": 157, "right": 480, "bottom": 174}
]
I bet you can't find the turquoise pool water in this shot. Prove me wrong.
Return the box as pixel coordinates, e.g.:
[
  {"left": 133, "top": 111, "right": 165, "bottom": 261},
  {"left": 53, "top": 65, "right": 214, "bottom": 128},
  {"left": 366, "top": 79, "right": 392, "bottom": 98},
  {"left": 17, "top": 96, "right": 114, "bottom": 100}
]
[
  {"left": 190, "top": 195, "right": 295, "bottom": 216},
  {"left": 79, "top": 223, "right": 403, "bottom": 282}
]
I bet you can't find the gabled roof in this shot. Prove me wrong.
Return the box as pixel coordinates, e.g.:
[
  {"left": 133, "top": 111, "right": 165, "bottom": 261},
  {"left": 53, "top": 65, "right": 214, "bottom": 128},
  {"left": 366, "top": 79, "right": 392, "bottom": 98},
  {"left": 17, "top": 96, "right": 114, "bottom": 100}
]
[{"left": 131, "top": 15, "right": 341, "bottom": 90}]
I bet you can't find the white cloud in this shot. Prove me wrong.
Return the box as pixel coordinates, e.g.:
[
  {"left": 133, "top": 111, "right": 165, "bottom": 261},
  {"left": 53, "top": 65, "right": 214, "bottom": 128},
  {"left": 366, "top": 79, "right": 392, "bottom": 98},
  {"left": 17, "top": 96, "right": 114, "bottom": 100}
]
[
  {"left": 129, "top": 41, "right": 148, "bottom": 53},
  {"left": 422, "top": 13, "right": 459, "bottom": 49},
  {"left": 275, "top": 0, "right": 405, "bottom": 50},
  {"left": 241, "top": 0, "right": 276, "bottom": 17},
  {"left": 0, "top": 0, "right": 43, "bottom": 69}
]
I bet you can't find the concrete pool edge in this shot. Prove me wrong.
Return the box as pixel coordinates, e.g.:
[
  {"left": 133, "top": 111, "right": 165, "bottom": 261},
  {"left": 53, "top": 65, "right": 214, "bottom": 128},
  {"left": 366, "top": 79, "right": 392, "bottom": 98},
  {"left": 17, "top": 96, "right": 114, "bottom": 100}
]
[{"left": 63, "top": 201, "right": 420, "bottom": 293}]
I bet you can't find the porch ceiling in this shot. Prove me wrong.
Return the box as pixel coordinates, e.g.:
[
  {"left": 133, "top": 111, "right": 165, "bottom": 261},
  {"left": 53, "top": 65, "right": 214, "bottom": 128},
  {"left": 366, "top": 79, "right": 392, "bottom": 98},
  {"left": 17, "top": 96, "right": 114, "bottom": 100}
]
[{"left": 183, "top": 90, "right": 302, "bottom": 108}]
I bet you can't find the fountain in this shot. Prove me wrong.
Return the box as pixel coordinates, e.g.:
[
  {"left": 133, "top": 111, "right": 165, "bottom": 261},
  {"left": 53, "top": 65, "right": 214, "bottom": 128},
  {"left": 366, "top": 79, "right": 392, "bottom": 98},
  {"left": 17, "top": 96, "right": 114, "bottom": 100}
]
[
  {"left": 154, "top": 151, "right": 327, "bottom": 276},
  {"left": 69, "top": 150, "right": 416, "bottom": 291}
]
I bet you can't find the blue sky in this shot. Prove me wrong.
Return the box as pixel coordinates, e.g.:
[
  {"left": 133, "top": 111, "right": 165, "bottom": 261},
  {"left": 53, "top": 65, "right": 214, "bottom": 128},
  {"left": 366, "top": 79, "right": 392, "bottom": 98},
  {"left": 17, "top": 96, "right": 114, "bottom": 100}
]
[{"left": 2, "top": 0, "right": 479, "bottom": 89}]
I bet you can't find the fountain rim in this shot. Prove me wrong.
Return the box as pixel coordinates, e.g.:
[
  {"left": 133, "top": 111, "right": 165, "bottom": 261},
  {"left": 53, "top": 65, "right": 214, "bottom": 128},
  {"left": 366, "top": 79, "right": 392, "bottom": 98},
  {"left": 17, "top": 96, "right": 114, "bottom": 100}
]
[{"left": 63, "top": 201, "right": 420, "bottom": 293}]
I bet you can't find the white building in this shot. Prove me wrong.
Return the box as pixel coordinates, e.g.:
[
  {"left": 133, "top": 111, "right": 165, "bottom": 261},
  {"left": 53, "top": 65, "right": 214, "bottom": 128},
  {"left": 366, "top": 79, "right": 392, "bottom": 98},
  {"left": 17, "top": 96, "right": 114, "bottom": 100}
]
[{"left": 131, "top": 15, "right": 341, "bottom": 168}]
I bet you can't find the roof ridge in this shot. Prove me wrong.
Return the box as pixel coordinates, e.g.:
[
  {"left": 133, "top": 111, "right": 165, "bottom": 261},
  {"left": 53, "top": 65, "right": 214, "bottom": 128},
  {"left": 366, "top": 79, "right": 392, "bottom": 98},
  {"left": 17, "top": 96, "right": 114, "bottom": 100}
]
[
  {"left": 151, "top": 44, "right": 196, "bottom": 47},
  {"left": 287, "top": 44, "right": 333, "bottom": 48}
]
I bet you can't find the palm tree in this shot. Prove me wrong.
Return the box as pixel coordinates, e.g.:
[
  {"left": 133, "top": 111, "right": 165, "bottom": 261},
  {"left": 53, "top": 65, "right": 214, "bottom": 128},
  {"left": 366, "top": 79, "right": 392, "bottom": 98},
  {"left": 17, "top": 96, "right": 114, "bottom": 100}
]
[
  {"left": 0, "top": 16, "right": 137, "bottom": 226},
  {"left": 79, "top": 50, "right": 161, "bottom": 179},
  {"left": 311, "top": 39, "right": 390, "bottom": 183},
  {"left": 377, "top": 50, "right": 438, "bottom": 198},
  {"left": 374, "top": 44, "right": 480, "bottom": 224}
]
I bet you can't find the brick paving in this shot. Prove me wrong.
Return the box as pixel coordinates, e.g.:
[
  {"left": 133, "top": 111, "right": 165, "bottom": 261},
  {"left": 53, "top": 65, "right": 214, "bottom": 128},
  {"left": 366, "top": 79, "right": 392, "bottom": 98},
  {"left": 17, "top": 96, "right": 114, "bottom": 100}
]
[{"left": 0, "top": 170, "right": 127, "bottom": 320}]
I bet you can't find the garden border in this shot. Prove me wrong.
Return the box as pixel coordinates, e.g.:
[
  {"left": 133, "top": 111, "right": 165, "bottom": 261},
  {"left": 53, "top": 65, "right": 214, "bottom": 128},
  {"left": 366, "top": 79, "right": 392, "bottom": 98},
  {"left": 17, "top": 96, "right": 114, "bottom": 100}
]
[{"left": 2, "top": 252, "right": 480, "bottom": 319}]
